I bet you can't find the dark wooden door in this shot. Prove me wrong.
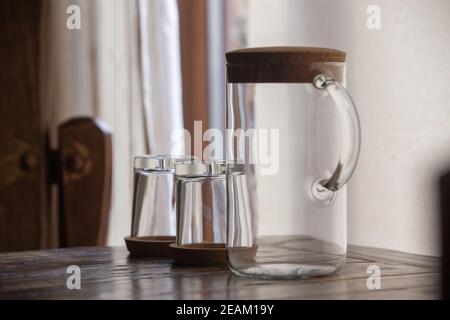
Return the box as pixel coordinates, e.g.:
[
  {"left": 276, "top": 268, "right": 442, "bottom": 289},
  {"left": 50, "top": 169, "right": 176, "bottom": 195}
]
[
  {"left": 0, "top": 0, "right": 49, "bottom": 252},
  {"left": 0, "top": 1, "right": 112, "bottom": 252}
]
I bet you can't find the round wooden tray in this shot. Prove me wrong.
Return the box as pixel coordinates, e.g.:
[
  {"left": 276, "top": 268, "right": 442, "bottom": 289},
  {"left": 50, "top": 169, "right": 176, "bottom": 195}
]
[
  {"left": 169, "top": 243, "right": 228, "bottom": 267},
  {"left": 124, "top": 236, "right": 176, "bottom": 258}
]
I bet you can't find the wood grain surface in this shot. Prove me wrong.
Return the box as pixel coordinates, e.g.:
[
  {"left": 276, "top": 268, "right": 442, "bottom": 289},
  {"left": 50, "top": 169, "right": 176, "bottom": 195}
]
[{"left": 0, "top": 246, "right": 440, "bottom": 300}]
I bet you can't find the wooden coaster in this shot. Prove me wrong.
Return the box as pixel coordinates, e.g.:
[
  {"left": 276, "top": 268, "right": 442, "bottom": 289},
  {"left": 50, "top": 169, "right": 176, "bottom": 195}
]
[
  {"left": 124, "top": 236, "right": 176, "bottom": 258},
  {"left": 169, "top": 243, "right": 228, "bottom": 267}
]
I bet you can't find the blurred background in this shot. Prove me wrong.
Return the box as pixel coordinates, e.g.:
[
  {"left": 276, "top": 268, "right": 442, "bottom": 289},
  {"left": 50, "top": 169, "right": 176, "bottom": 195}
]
[{"left": 1, "top": 0, "right": 449, "bottom": 256}]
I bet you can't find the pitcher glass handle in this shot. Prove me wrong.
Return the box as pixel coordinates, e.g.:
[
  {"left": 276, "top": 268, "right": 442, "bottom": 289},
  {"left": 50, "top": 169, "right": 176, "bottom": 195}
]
[{"left": 311, "top": 74, "right": 361, "bottom": 203}]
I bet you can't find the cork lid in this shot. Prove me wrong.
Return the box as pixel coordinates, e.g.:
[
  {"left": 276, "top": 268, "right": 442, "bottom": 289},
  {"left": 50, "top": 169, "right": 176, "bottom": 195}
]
[{"left": 226, "top": 46, "right": 346, "bottom": 83}]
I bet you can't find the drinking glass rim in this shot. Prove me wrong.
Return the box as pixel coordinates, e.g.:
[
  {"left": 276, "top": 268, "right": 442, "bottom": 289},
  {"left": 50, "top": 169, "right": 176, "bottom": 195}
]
[
  {"left": 134, "top": 155, "right": 195, "bottom": 171},
  {"left": 175, "top": 160, "right": 245, "bottom": 177}
]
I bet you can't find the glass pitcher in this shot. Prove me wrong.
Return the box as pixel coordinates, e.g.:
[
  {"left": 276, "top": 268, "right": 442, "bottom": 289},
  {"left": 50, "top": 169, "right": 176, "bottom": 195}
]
[{"left": 225, "top": 47, "right": 361, "bottom": 278}]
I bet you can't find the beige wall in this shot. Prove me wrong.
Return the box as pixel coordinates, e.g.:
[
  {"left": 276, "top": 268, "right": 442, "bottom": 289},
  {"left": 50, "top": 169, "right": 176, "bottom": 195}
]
[{"left": 248, "top": 0, "right": 450, "bottom": 256}]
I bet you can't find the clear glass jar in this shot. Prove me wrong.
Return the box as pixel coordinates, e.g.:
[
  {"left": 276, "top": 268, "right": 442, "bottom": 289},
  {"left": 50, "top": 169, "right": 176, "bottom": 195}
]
[
  {"left": 174, "top": 161, "right": 228, "bottom": 246},
  {"left": 131, "top": 155, "right": 193, "bottom": 239},
  {"left": 225, "top": 47, "right": 361, "bottom": 278}
]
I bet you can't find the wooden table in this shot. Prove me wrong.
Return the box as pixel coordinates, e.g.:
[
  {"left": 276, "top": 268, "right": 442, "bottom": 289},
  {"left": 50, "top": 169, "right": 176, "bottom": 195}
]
[{"left": 0, "top": 246, "right": 440, "bottom": 300}]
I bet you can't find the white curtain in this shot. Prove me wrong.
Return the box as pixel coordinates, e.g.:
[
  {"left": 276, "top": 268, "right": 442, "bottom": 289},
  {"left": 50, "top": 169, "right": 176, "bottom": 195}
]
[
  {"left": 138, "top": 0, "right": 184, "bottom": 156},
  {"left": 41, "top": 0, "right": 183, "bottom": 246}
]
